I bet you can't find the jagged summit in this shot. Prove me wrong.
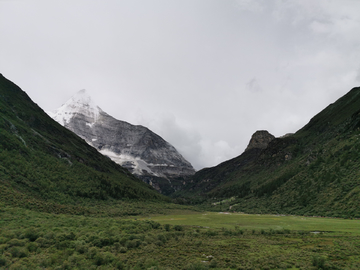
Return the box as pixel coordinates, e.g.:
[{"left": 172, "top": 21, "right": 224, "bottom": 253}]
[
  {"left": 245, "top": 130, "right": 275, "bottom": 151},
  {"left": 48, "top": 89, "right": 101, "bottom": 126},
  {"left": 48, "top": 91, "right": 195, "bottom": 185}
]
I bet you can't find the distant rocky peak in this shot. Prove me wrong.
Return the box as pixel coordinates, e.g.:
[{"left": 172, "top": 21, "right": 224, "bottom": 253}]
[
  {"left": 48, "top": 89, "right": 101, "bottom": 126},
  {"left": 245, "top": 130, "right": 275, "bottom": 151},
  {"left": 48, "top": 90, "right": 196, "bottom": 184}
]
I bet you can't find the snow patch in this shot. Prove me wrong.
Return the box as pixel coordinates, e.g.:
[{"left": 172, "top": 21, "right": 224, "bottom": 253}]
[{"left": 98, "top": 148, "right": 172, "bottom": 177}]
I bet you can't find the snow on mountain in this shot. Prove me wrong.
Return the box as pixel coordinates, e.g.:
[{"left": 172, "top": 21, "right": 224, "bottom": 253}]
[
  {"left": 47, "top": 90, "right": 195, "bottom": 180},
  {"left": 48, "top": 89, "right": 100, "bottom": 126}
]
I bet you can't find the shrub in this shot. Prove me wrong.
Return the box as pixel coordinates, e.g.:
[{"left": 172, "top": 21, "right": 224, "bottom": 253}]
[
  {"left": 8, "top": 246, "right": 28, "bottom": 258},
  {"left": 56, "top": 240, "right": 71, "bottom": 250},
  {"left": 195, "top": 241, "right": 202, "bottom": 247},
  {"left": 146, "top": 221, "right": 160, "bottom": 229},
  {"left": 27, "top": 242, "right": 38, "bottom": 252},
  {"left": 7, "top": 238, "right": 26, "bottom": 247},
  {"left": 209, "top": 259, "right": 218, "bottom": 268},
  {"left": 119, "top": 237, "right": 127, "bottom": 246},
  {"left": 205, "top": 230, "right": 218, "bottom": 237},
  {"left": 0, "top": 255, "right": 7, "bottom": 267},
  {"left": 94, "top": 253, "right": 106, "bottom": 266},
  {"left": 93, "top": 237, "right": 114, "bottom": 248},
  {"left": 119, "top": 247, "right": 127, "bottom": 253},
  {"left": 25, "top": 228, "right": 39, "bottom": 242},
  {"left": 312, "top": 255, "right": 326, "bottom": 268},
  {"left": 86, "top": 247, "right": 98, "bottom": 259},
  {"left": 174, "top": 225, "right": 183, "bottom": 231},
  {"left": 0, "top": 237, "right": 7, "bottom": 244},
  {"left": 155, "top": 240, "right": 164, "bottom": 246},
  {"left": 68, "top": 253, "right": 86, "bottom": 268},
  {"left": 74, "top": 241, "right": 88, "bottom": 254},
  {"left": 35, "top": 237, "right": 51, "bottom": 248},
  {"left": 157, "top": 234, "right": 167, "bottom": 244},
  {"left": 223, "top": 229, "right": 233, "bottom": 236},
  {"left": 114, "top": 259, "right": 125, "bottom": 269},
  {"left": 125, "top": 239, "right": 141, "bottom": 249},
  {"left": 164, "top": 224, "right": 171, "bottom": 231}
]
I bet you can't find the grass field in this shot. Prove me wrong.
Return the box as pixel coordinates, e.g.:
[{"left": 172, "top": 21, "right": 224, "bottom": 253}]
[
  {"left": 1, "top": 207, "right": 360, "bottom": 269},
  {"left": 145, "top": 212, "right": 360, "bottom": 234}
]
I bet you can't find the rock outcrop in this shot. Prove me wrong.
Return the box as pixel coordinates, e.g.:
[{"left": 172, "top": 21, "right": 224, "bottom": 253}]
[{"left": 245, "top": 130, "right": 275, "bottom": 151}]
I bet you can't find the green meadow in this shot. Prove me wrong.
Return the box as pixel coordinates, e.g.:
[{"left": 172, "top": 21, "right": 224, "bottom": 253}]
[
  {"left": 147, "top": 212, "right": 360, "bottom": 234},
  {"left": 2, "top": 205, "right": 360, "bottom": 269}
]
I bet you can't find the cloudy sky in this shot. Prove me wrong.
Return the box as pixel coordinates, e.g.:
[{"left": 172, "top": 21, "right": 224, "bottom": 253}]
[{"left": 1, "top": 0, "right": 360, "bottom": 170}]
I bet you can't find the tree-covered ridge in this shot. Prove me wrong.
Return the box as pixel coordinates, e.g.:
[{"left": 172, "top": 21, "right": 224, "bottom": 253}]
[
  {"left": 0, "top": 74, "right": 168, "bottom": 211},
  {"left": 176, "top": 87, "right": 360, "bottom": 218}
]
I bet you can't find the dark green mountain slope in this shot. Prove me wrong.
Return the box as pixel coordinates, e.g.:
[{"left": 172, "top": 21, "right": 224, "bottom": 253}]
[
  {"left": 0, "top": 74, "right": 167, "bottom": 214},
  {"left": 176, "top": 87, "right": 360, "bottom": 218}
]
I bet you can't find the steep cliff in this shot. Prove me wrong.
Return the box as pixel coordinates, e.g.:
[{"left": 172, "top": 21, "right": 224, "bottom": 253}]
[{"left": 245, "top": 130, "right": 275, "bottom": 151}]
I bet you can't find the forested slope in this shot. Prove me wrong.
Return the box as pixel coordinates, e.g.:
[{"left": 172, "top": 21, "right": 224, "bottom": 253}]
[{"left": 176, "top": 87, "right": 360, "bottom": 217}]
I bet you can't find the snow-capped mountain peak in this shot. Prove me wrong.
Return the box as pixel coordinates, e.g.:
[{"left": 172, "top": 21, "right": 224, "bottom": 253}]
[
  {"left": 48, "top": 89, "right": 101, "bottom": 126},
  {"left": 48, "top": 90, "right": 196, "bottom": 187}
]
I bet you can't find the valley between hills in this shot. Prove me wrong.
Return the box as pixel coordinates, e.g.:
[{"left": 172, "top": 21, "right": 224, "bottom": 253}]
[{"left": 1, "top": 73, "right": 360, "bottom": 269}]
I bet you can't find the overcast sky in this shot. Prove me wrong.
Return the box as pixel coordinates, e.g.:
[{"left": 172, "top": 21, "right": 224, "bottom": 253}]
[{"left": 1, "top": 0, "right": 360, "bottom": 170}]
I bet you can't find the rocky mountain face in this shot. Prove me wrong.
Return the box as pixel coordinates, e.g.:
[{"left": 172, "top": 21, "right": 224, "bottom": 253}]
[
  {"left": 245, "top": 130, "right": 275, "bottom": 151},
  {"left": 48, "top": 90, "right": 195, "bottom": 193}
]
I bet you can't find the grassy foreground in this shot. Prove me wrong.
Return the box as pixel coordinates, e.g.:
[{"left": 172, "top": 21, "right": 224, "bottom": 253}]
[{"left": 1, "top": 207, "right": 360, "bottom": 269}]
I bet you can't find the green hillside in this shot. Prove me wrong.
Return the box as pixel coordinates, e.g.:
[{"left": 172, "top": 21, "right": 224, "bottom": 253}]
[
  {"left": 175, "top": 87, "right": 360, "bottom": 218},
  {"left": 0, "top": 74, "right": 169, "bottom": 214}
]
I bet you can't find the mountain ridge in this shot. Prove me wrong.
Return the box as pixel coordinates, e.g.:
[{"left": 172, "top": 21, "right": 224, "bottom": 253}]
[
  {"left": 175, "top": 86, "right": 360, "bottom": 218},
  {"left": 48, "top": 89, "right": 195, "bottom": 194}
]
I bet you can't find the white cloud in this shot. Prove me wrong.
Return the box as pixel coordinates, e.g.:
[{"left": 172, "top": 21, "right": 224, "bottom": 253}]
[
  {"left": 1, "top": 0, "right": 360, "bottom": 170},
  {"left": 234, "top": 0, "right": 265, "bottom": 13},
  {"left": 309, "top": 20, "right": 333, "bottom": 34},
  {"left": 356, "top": 68, "right": 360, "bottom": 83}
]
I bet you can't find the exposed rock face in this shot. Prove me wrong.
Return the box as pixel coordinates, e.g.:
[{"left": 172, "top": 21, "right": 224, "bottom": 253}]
[
  {"left": 48, "top": 90, "right": 195, "bottom": 180},
  {"left": 245, "top": 130, "right": 275, "bottom": 151}
]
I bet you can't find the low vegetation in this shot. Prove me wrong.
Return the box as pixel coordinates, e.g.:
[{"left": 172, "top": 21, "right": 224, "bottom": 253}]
[{"left": 1, "top": 207, "right": 360, "bottom": 269}]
